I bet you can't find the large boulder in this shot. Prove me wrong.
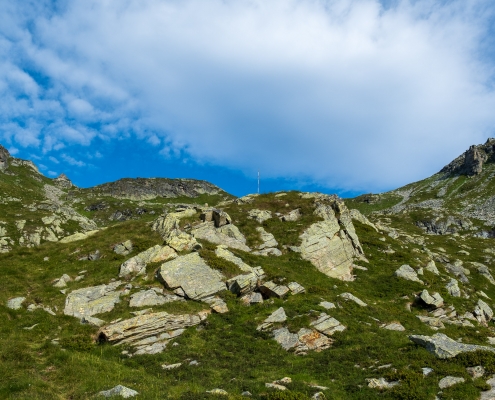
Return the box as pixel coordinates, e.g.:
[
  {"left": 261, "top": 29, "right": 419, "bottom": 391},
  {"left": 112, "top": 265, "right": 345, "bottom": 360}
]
[
  {"left": 192, "top": 222, "right": 250, "bottom": 252},
  {"left": 157, "top": 253, "right": 226, "bottom": 300},
  {"left": 299, "top": 199, "right": 364, "bottom": 281},
  {"left": 64, "top": 281, "right": 122, "bottom": 318},
  {"left": 151, "top": 210, "right": 200, "bottom": 252},
  {"left": 409, "top": 333, "right": 495, "bottom": 359}
]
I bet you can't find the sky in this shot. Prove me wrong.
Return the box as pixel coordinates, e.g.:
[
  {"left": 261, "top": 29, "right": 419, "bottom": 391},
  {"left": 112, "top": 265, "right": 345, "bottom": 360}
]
[{"left": 1, "top": 0, "right": 495, "bottom": 197}]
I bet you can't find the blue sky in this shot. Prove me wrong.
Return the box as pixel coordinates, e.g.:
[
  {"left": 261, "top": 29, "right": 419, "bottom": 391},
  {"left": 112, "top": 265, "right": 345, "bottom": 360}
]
[{"left": 1, "top": 0, "right": 495, "bottom": 197}]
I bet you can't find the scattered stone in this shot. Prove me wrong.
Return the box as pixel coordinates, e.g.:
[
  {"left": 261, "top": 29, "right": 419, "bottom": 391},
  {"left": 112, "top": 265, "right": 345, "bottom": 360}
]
[
  {"left": 274, "top": 377, "right": 292, "bottom": 385},
  {"left": 64, "top": 281, "right": 122, "bottom": 318},
  {"left": 409, "top": 333, "right": 495, "bottom": 359},
  {"left": 416, "top": 315, "right": 445, "bottom": 329},
  {"left": 446, "top": 279, "right": 461, "bottom": 297},
  {"left": 422, "top": 367, "right": 434, "bottom": 376},
  {"left": 248, "top": 209, "right": 272, "bottom": 223},
  {"left": 252, "top": 227, "right": 280, "bottom": 256},
  {"left": 381, "top": 322, "right": 406, "bottom": 331},
  {"left": 192, "top": 221, "right": 250, "bottom": 252},
  {"left": 7, "top": 297, "right": 25, "bottom": 310},
  {"left": 206, "top": 389, "right": 228, "bottom": 396},
  {"left": 162, "top": 362, "right": 182, "bottom": 370},
  {"left": 202, "top": 296, "right": 229, "bottom": 313},
  {"left": 366, "top": 377, "right": 399, "bottom": 389},
  {"left": 467, "top": 365, "right": 485, "bottom": 379},
  {"left": 394, "top": 265, "right": 424, "bottom": 284},
  {"left": 481, "top": 375, "right": 495, "bottom": 399},
  {"left": 273, "top": 328, "right": 300, "bottom": 350},
  {"left": 81, "top": 316, "right": 106, "bottom": 327},
  {"left": 474, "top": 299, "right": 494, "bottom": 324},
  {"left": 444, "top": 262, "right": 469, "bottom": 284},
  {"left": 425, "top": 260, "right": 439, "bottom": 275},
  {"left": 319, "top": 301, "right": 336, "bottom": 310},
  {"left": 473, "top": 262, "right": 495, "bottom": 285},
  {"left": 189, "top": 360, "right": 199, "bottom": 366},
  {"left": 240, "top": 292, "right": 263, "bottom": 305},
  {"left": 227, "top": 269, "right": 265, "bottom": 296},
  {"left": 438, "top": 376, "right": 465, "bottom": 389},
  {"left": 339, "top": 292, "right": 367, "bottom": 307},
  {"left": 119, "top": 256, "right": 146, "bottom": 278},
  {"left": 259, "top": 281, "right": 289, "bottom": 299},
  {"left": 312, "top": 393, "right": 326, "bottom": 400},
  {"left": 241, "top": 391, "right": 252, "bottom": 397},
  {"left": 53, "top": 274, "right": 72, "bottom": 288},
  {"left": 98, "top": 385, "right": 138, "bottom": 398},
  {"left": 157, "top": 253, "right": 226, "bottom": 300},
  {"left": 420, "top": 290, "right": 444, "bottom": 308},
  {"left": 288, "top": 282, "right": 305, "bottom": 295},
  {"left": 257, "top": 307, "right": 287, "bottom": 331},
  {"left": 311, "top": 313, "right": 346, "bottom": 335},
  {"left": 129, "top": 289, "right": 183, "bottom": 307},
  {"left": 113, "top": 240, "right": 133, "bottom": 256},
  {"left": 265, "top": 383, "right": 287, "bottom": 391}
]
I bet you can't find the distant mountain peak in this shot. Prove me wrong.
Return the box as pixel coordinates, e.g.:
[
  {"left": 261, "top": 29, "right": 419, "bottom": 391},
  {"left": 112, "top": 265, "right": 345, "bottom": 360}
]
[
  {"left": 440, "top": 138, "right": 495, "bottom": 176},
  {"left": 53, "top": 173, "right": 75, "bottom": 189}
]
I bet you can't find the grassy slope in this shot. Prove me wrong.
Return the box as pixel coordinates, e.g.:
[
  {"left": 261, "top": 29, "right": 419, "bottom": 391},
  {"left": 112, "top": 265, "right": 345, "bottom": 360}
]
[{"left": 2, "top": 192, "right": 495, "bottom": 399}]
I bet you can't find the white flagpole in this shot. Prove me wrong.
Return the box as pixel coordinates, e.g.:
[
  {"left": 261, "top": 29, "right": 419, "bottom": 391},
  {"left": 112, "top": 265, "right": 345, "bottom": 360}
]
[{"left": 257, "top": 171, "right": 260, "bottom": 194}]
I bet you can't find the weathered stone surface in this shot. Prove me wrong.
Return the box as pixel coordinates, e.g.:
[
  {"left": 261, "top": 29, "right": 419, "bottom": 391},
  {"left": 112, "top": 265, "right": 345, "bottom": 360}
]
[
  {"left": 409, "top": 333, "right": 495, "bottom": 359},
  {"left": 381, "top": 322, "right": 406, "bottom": 331},
  {"left": 206, "top": 389, "right": 228, "bottom": 396},
  {"left": 53, "top": 274, "right": 72, "bottom": 288},
  {"left": 288, "top": 282, "right": 305, "bottom": 294},
  {"left": 281, "top": 209, "right": 301, "bottom": 222},
  {"left": 425, "top": 260, "right": 440, "bottom": 275},
  {"left": 129, "top": 289, "right": 183, "bottom": 307},
  {"left": 299, "top": 199, "right": 364, "bottom": 281},
  {"left": 119, "top": 245, "right": 178, "bottom": 278},
  {"left": 417, "top": 315, "right": 445, "bottom": 329},
  {"left": 295, "top": 328, "right": 333, "bottom": 353},
  {"left": 53, "top": 173, "right": 73, "bottom": 189},
  {"left": 248, "top": 209, "right": 272, "bottom": 223},
  {"left": 226, "top": 268, "right": 264, "bottom": 296},
  {"left": 98, "top": 385, "right": 138, "bottom": 398},
  {"left": 257, "top": 307, "right": 287, "bottom": 331},
  {"left": 438, "top": 376, "right": 465, "bottom": 389},
  {"left": 256, "top": 227, "right": 278, "bottom": 250},
  {"left": 192, "top": 222, "right": 250, "bottom": 252},
  {"left": 162, "top": 362, "right": 182, "bottom": 370},
  {"left": 420, "top": 290, "right": 444, "bottom": 308},
  {"left": 64, "top": 281, "right": 122, "bottom": 318},
  {"left": 339, "top": 292, "right": 367, "bottom": 307},
  {"left": 82, "top": 315, "right": 106, "bottom": 327},
  {"left": 350, "top": 209, "right": 378, "bottom": 231},
  {"left": 7, "top": 296, "right": 25, "bottom": 310},
  {"left": 119, "top": 256, "right": 146, "bottom": 277},
  {"left": 319, "top": 301, "right": 336, "bottom": 310},
  {"left": 113, "top": 240, "right": 133, "bottom": 256},
  {"left": 265, "top": 383, "right": 287, "bottom": 391},
  {"left": 395, "top": 265, "right": 424, "bottom": 284},
  {"left": 202, "top": 296, "right": 229, "bottom": 313},
  {"left": 273, "top": 327, "right": 300, "bottom": 350},
  {"left": 0, "top": 144, "right": 9, "bottom": 172},
  {"left": 158, "top": 253, "right": 226, "bottom": 300},
  {"left": 97, "top": 310, "right": 209, "bottom": 354},
  {"left": 215, "top": 245, "right": 252, "bottom": 272},
  {"left": 467, "top": 365, "right": 485, "bottom": 379},
  {"left": 240, "top": 292, "right": 264, "bottom": 305},
  {"left": 151, "top": 210, "right": 200, "bottom": 251},
  {"left": 481, "top": 375, "right": 495, "bottom": 400},
  {"left": 259, "top": 281, "right": 289, "bottom": 299},
  {"left": 311, "top": 313, "right": 345, "bottom": 336},
  {"left": 474, "top": 299, "right": 494, "bottom": 324},
  {"left": 444, "top": 279, "right": 461, "bottom": 298},
  {"left": 253, "top": 247, "right": 283, "bottom": 257},
  {"left": 212, "top": 209, "right": 231, "bottom": 227},
  {"left": 473, "top": 262, "right": 495, "bottom": 285},
  {"left": 445, "top": 262, "right": 469, "bottom": 284}
]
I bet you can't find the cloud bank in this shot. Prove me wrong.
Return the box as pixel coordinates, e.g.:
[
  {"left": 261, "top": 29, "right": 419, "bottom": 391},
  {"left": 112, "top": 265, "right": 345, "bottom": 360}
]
[{"left": 1, "top": 0, "right": 495, "bottom": 192}]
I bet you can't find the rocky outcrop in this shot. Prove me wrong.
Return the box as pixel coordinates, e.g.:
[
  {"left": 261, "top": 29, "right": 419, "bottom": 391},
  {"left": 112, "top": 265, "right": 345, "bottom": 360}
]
[
  {"left": 53, "top": 173, "right": 74, "bottom": 189},
  {"left": 191, "top": 222, "right": 250, "bottom": 252},
  {"left": 151, "top": 211, "right": 200, "bottom": 252},
  {"left": 299, "top": 198, "right": 364, "bottom": 281},
  {"left": 64, "top": 281, "right": 122, "bottom": 318},
  {"left": 89, "top": 177, "right": 225, "bottom": 200},
  {"left": 409, "top": 333, "right": 495, "bottom": 359},
  {"left": 97, "top": 310, "right": 209, "bottom": 355},
  {"left": 248, "top": 209, "right": 272, "bottom": 223},
  {"left": 253, "top": 227, "right": 281, "bottom": 256},
  {"left": 440, "top": 139, "right": 495, "bottom": 176},
  {"left": 0, "top": 144, "right": 9, "bottom": 172},
  {"left": 157, "top": 253, "right": 226, "bottom": 300}
]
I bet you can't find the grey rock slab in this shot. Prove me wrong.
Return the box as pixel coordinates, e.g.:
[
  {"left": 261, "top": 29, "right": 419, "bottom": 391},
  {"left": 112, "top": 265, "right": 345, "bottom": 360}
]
[
  {"left": 248, "top": 209, "right": 272, "bottom": 223},
  {"left": 480, "top": 375, "right": 495, "bottom": 400},
  {"left": 339, "top": 292, "right": 367, "bottom": 307},
  {"left": 129, "top": 289, "right": 183, "bottom": 308},
  {"left": 381, "top": 322, "right": 406, "bottom": 331},
  {"left": 119, "top": 256, "right": 146, "bottom": 278},
  {"left": 81, "top": 316, "right": 106, "bottom": 327},
  {"left": 425, "top": 260, "right": 440, "bottom": 275},
  {"left": 349, "top": 209, "right": 378, "bottom": 231},
  {"left": 445, "top": 262, "right": 469, "bottom": 284},
  {"left": 252, "top": 247, "right": 283, "bottom": 257},
  {"left": 256, "top": 227, "right": 278, "bottom": 250},
  {"left": 259, "top": 281, "right": 289, "bottom": 299},
  {"left": 240, "top": 292, "right": 263, "bottom": 305},
  {"left": 157, "top": 253, "right": 226, "bottom": 300},
  {"left": 288, "top": 281, "right": 305, "bottom": 294},
  {"left": 395, "top": 265, "right": 424, "bottom": 284},
  {"left": 446, "top": 279, "right": 461, "bottom": 297},
  {"left": 113, "top": 240, "right": 133, "bottom": 256},
  {"left": 226, "top": 269, "right": 264, "bottom": 296},
  {"left": 98, "top": 310, "right": 209, "bottom": 347},
  {"left": 215, "top": 245, "right": 253, "bottom": 272},
  {"left": 420, "top": 290, "right": 444, "bottom": 308},
  {"left": 7, "top": 297, "right": 25, "bottom": 310},
  {"left": 319, "top": 301, "right": 336, "bottom": 310},
  {"left": 273, "top": 327, "right": 300, "bottom": 350},
  {"left": 162, "top": 362, "right": 182, "bottom": 370},
  {"left": 366, "top": 378, "right": 399, "bottom": 389},
  {"left": 296, "top": 328, "right": 333, "bottom": 353},
  {"left": 281, "top": 208, "right": 301, "bottom": 222},
  {"left": 311, "top": 313, "right": 345, "bottom": 335},
  {"left": 409, "top": 333, "right": 495, "bottom": 359},
  {"left": 64, "top": 281, "right": 122, "bottom": 318},
  {"left": 265, "top": 383, "right": 287, "bottom": 391},
  {"left": 438, "top": 376, "right": 465, "bottom": 389},
  {"left": 257, "top": 307, "right": 287, "bottom": 331},
  {"left": 202, "top": 296, "right": 229, "bottom": 314},
  {"left": 192, "top": 221, "right": 250, "bottom": 251},
  {"left": 98, "top": 385, "right": 138, "bottom": 398},
  {"left": 206, "top": 389, "right": 228, "bottom": 396},
  {"left": 473, "top": 262, "right": 495, "bottom": 285}
]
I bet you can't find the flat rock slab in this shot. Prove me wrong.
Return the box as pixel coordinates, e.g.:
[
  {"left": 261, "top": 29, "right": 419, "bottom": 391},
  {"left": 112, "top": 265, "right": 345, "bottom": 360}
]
[
  {"left": 409, "top": 333, "right": 495, "bottom": 359},
  {"left": 215, "top": 245, "right": 253, "bottom": 272},
  {"left": 259, "top": 281, "right": 289, "bottom": 299},
  {"left": 311, "top": 313, "right": 345, "bottom": 336},
  {"left": 98, "top": 385, "right": 138, "bottom": 398},
  {"left": 129, "top": 289, "right": 183, "bottom": 307},
  {"left": 258, "top": 307, "right": 287, "bottom": 331},
  {"left": 64, "top": 281, "right": 122, "bottom": 318},
  {"left": 339, "top": 292, "right": 367, "bottom": 307},
  {"left": 158, "top": 253, "right": 226, "bottom": 300}
]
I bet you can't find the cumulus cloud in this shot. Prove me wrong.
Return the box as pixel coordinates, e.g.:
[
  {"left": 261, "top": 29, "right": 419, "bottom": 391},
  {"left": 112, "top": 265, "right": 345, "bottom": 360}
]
[
  {"left": 61, "top": 154, "right": 86, "bottom": 167},
  {"left": 1, "top": 0, "right": 495, "bottom": 191}
]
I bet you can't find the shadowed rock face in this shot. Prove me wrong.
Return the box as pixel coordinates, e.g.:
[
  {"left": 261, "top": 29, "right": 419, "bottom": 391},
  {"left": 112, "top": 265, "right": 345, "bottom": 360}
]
[
  {"left": 440, "top": 138, "right": 495, "bottom": 176},
  {"left": 88, "top": 177, "right": 225, "bottom": 200},
  {"left": 0, "top": 145, "right": 9, "bottom": 172}
]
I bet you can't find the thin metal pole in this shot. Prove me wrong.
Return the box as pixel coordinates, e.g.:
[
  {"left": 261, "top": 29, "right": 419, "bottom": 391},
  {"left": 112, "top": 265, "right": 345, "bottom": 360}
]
[{"left": 257, "top": 171, "right": 260, "bottom": 194}]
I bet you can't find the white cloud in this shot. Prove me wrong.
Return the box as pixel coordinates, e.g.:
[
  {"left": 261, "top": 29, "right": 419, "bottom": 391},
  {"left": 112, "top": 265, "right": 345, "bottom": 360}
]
[
  {"left": 61, "top": 153, "right": 86, "bottom": 167},
  {"left": 1, "top": 0, "right": 495, "bottom": 191},
  {"left": 47, "top": 170, "right": 57, "bottom": 176},
  {"left": 48, "top": 156, "right": 59, "bottom": 164}
]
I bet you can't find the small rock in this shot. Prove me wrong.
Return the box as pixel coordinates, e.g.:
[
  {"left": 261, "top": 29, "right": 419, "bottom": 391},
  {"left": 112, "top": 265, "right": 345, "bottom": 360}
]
[
  {"left": 312, "top": 393, "right": 326, "bottom": 400},
  {"left": 274, "top": 377, "right": 292, "bottom": 385},
  {"left": 241, "top": 391, "right": 252, "bottom": 396},
  {"left": 206, "top": 389, "right": 228, "bottom": 395},
  {"left": 288, "top": 282, "right": 305, "bottom": 295},
  {"left": 98, "top": 385, "right": 138, "bottom": 398},
  {"left": 339, "top": 292, "right": 367, "bottom": 307},
  {"left": 265, "top": 383, "right": 286, "bottom": 391},
  {"left": 162, "top": 363, "right": 182, "bottom": 370},
  {"left": 381, "top": 322, "right": 406, "bottom": 331},
  {"left": 438, "top": 376, "right": 465, "bottom": 389},
  {"left": 189, "top": 360, "right": 199, "bottom": 366},
  {"left": 420, "top": 290, "right": 444, "bottom": 308},
  {"left": 422, "top": 367, "right": 434, "bottom": 376},
  {"left": 7, "top": 296, "right": 25, "bottom": 310},
  {"left": 366, "top": 377, "right": 399, "bottom": 389},
  {"left": 319, "top": 301, "right": 336, "bottom": 310},
  {"left": 394, "top": 264, "right": 424, "bottom": 284},
  {"left": 446, "top": 279, "right": 461, "bottom": 297},
  {"left": 259, "top": 281, "right": 289, "bottom": 299},
  {"left": 425, "top": 260, "right": 439, "bottom": 275},
  {"left": 113, "top": 240, "right": 133, "bottom": 256},
  {"left": 257, "top": 307, "right": 287, "bottom": 331}
]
